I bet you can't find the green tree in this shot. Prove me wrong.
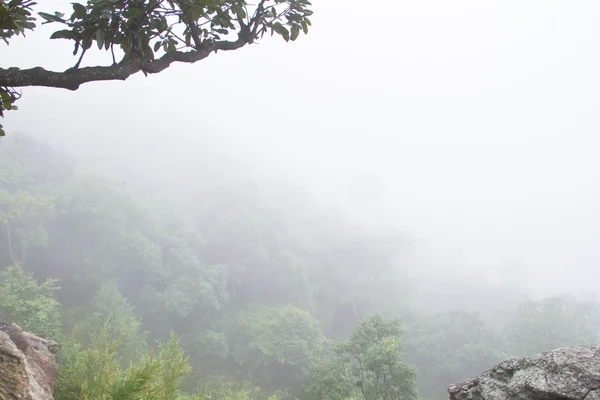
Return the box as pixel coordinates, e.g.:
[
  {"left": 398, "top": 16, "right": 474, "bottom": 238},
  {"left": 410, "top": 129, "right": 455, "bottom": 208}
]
[
  {"left": 0, "top": 135, "right": 431, "bottom": 395},
  {"left": 229, "top": 305, "right": 323, "bottom": 392},
  {"left": 307, "top": 315, "right": 418, "bottom": 400},
  {"left": 0, "top": 0, "right": 313, "bottom": 135},
  {"left": 55, "top": 322, "right": 192, "bottom": 400},
  {"left": 402, "top": 310, "right": 506, "bottom": 399},
  {"left": 0, "top": 189, "right": 54, "bottom": 267},
  {"left": 505, "top": 295, "right": 600, "bottom": 357},
  {"left": 0, "top": 264, "right": 62, "bottom": 339},
  {"left": 73, "top": 281, "right": 148, "bottom": 362}
]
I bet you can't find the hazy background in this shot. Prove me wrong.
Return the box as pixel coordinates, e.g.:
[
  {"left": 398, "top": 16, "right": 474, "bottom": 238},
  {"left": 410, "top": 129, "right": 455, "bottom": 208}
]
[{"left": 4, "top": 0, "right": 600, "bottom": 297}]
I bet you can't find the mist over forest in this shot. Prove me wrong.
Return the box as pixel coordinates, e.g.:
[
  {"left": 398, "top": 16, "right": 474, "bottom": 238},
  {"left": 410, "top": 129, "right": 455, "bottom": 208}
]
[{"left": 2, "top": 1, "right": 600, "bottom": 400}]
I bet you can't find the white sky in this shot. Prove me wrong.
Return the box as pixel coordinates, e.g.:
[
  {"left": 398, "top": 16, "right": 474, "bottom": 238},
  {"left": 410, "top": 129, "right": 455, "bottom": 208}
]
[{"left": 4, "top": 0, "right": 600, "bottom": 296}]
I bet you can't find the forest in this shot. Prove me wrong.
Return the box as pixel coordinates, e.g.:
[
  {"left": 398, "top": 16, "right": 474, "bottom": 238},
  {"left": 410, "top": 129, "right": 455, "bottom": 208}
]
[{"left": 2, "top": 133, "right": 600, "bottom": 400}]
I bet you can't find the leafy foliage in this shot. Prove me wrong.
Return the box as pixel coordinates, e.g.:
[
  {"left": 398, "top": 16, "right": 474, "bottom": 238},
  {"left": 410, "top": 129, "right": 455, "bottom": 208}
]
[
  {"left": 0, "top": 264, "right": 62, "bottom": 338},
  {"left": 0, "top": 0, "right": 36, "bottom": 41},
  {"left": 0, "top": 0, "right": 37, "bottom": 135},
  {"left": 0, "top": 0, "right": 313, "bottom": 135},
  {"left": 4, "top": 135, "right": 600, "bottom": 399},
  {"left": 505, "top": 295, "right": 600, "bottom": 357},
  {"left": 236, "top": 307, "right": 321, "bottom": 356},
  {"left": 0, "top": 136, "right": 416, "bottom": 397},
  {"left": 0, "top": 188, "right": 54, "bottom": 266},
  {"left": 195, "top": 385, "right": 294, "bottom": 400},
  {"left": 229, "top": 305, "right": 323, "bottom": 393},
  {"left": 402, "top": 311, "right": 506, "bottom": 400},
  {"left": 307, "top": 315, "right": 418, "bottom": 400},
  {"left": 39, "top": 0, "right": 313, "bottom": 60},
  {"left": 55, "top": 322, "right": 192, "bottom": 400},
  {"left": 73, "top": 281, "right": 149, "bottom": 363}
]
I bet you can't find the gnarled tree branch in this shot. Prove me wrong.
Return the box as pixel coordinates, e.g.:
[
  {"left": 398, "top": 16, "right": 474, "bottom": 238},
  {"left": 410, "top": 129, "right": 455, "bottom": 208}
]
[
  {"left": 0, "top": 36, "right": 248, "bottom": 91},
  {"left": 0, "top": 0, "right": 312, "bottom": 136}
]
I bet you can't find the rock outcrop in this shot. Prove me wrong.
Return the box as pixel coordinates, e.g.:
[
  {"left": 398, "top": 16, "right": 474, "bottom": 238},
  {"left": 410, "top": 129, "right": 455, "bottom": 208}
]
[
  {"left": 448, "top": 346, "right": 600, "bottom": 400},
  {"left": 0, "top": 320, "right": 59, "bottom": 400}
]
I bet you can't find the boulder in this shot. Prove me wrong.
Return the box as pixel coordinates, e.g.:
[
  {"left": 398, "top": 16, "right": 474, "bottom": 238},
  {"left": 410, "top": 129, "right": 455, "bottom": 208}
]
[
  {"left": 448, "top": 346, "right": 600, "bottom": 400},
  {"left": 0, "top": 320, "right": 59, "bottom": 400}
]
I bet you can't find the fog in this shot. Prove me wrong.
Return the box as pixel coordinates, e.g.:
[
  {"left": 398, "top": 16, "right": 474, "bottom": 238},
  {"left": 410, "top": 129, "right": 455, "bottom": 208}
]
[{"left": 4, "top": 0, "right": 600, "bottom": 299}]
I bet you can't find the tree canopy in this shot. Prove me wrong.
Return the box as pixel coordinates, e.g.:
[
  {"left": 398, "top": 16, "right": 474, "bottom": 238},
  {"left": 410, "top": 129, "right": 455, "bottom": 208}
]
[
  {"left": 0, "top": 0, "right": 313, "bottom": 135},
  {"left": 3, "top": 134, "right": 600, "bottom": 399},
  {"left": 307, "top": 315, "right": 418, "bottom": 400}
]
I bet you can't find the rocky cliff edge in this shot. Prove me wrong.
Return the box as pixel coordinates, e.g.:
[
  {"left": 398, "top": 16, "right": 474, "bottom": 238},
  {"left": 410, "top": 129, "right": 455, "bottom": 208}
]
[{"left": 0, "top": 320, "right": 59, "bottom": 400}]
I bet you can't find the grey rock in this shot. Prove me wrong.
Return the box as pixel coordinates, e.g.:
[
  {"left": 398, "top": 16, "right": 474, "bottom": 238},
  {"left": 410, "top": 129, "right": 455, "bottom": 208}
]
[{"left": 448, "top": 347, "right": 600, "bottom": 400}]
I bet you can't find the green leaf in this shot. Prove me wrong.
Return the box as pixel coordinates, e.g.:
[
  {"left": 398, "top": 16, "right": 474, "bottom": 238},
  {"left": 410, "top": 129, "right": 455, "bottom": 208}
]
[
  {"left": 189, "top": 6, "right": 206, "bottom": 21},
  {"left": 232, "top": 5, "right": 246, "bottom": 19},
  {"left": 143, "top": 43, "right": 154, "bottom": 60},
  {"left": 50, "top": 30, "right": 78, "bottom": 40},
  {"left": 72, "top": 3, "right": 86, "bottom": 19},
  {"left": 290, "top": 25, "right": 300, "bottom": 41},
  {"left": 96, "top": 29, "right": 104, "bottom": 49},
  {"left": 127, "top": 7, "right": 142, "bottom": 19},
  {"left": 0, "top": 17, "right": 19, "bottom": 30},
  {"left": 287, "top": 14, "right": 303, "bottom": 23},
  {"left": 166, "top": 40, "right": 176, "bottom": 53},
  {"left": 121, "top": 36, "right": 132, "bottom": 54},
  {"left": 272, "top": 22, "right": 289, "bottom": 42},
  {"left": 38, "top": 12, "right": 65, "bottom": 23},
  {"left": 82, "top": 37, "right": 92, "bottom": 50},
  {"left": 0, "top": 92, "right": 9, "bottom": 107}
]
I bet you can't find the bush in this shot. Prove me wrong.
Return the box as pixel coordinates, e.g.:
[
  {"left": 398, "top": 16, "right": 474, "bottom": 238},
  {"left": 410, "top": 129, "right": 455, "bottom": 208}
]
[
  {"left": 0, "top": 265, "right": 62, "bottom": 339},
  {"left": 55, "top": 321, "right": 191, "bottom": 400}
]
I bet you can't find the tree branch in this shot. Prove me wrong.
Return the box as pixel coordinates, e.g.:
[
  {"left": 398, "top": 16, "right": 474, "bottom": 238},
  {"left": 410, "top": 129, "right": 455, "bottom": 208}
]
[
  {"left": 173, "top": 0, "right": 203, "bottom": 49},
  {"left": 0, "top": 37, "right": 249, "bottom": 91},
  {"left": 251, "top": 0, "right": 268, "bottom": 37},
  {"left": 5, "top": 224, "right": 21, "bottom": 267},
  {"left": 358, "top": 359, "right": 367, "bottom": 400}
]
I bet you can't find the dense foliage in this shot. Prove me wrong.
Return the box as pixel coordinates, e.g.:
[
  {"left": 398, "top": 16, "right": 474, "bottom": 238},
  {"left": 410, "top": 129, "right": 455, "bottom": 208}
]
[
  {"left": 0, "top": 0, "right": 313, "bottom": 135},
  {"left": 307, "top": 315, "right": 418, "bottom": 400},
  {"left": 55, "top": 327, "right": 193, "bottom": 400},
  {"left": 2, "top": 134, "right": 600, "bottom": 400}
]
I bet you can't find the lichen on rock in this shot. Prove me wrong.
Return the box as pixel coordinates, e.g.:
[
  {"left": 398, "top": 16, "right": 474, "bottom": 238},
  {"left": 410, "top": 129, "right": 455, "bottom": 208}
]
[{"left": 448, "top": 346, "right": 600, "bottom": 400}]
